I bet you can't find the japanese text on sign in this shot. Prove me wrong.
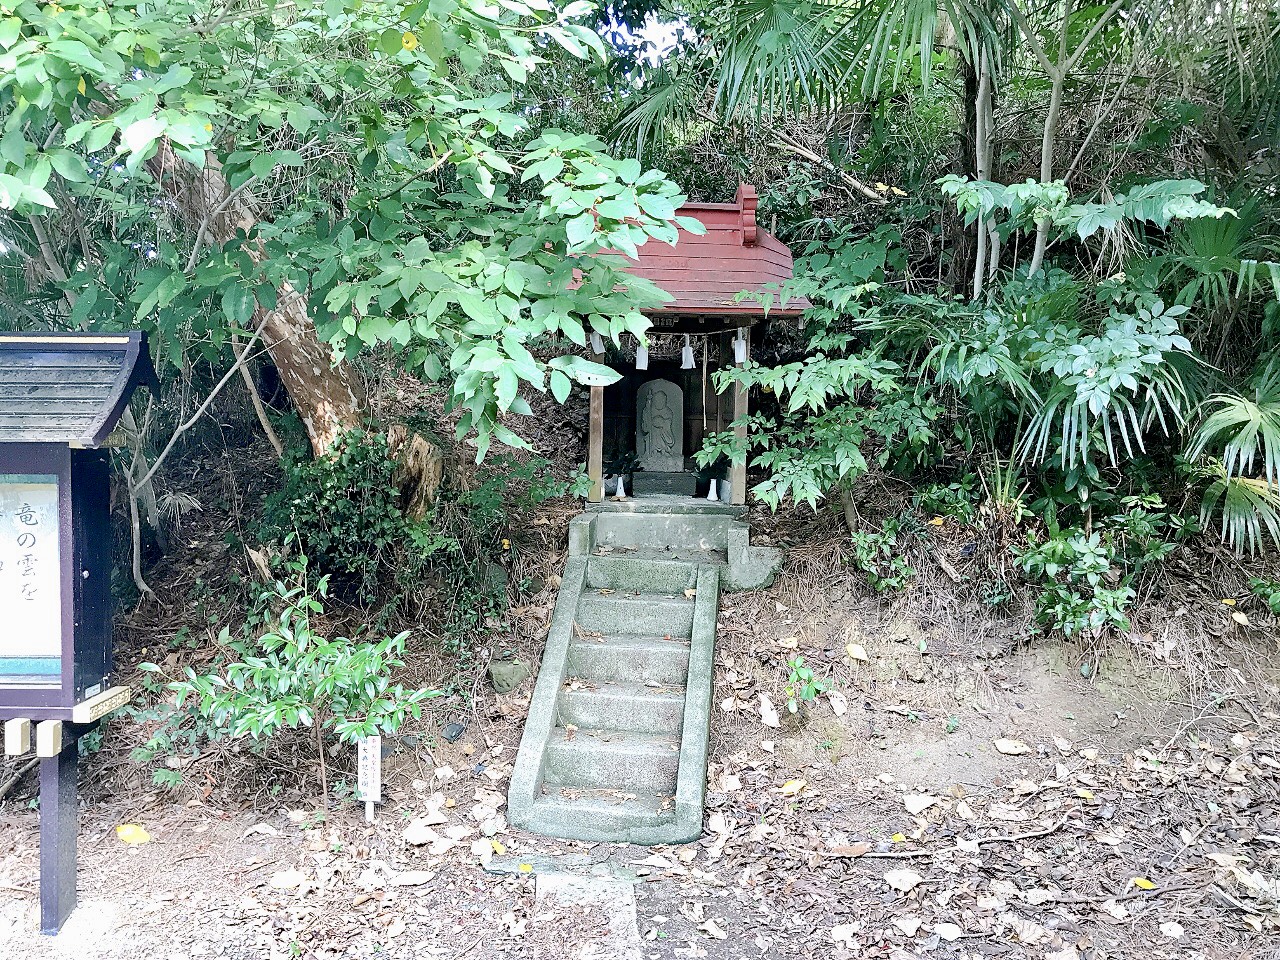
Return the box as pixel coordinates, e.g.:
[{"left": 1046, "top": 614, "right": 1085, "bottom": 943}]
[{"left": 0, "top": 476, "right": 62, "bottom": 687}]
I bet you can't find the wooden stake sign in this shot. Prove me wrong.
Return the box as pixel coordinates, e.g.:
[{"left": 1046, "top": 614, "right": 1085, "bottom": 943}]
[
  {"left": 0, "top": 332, "right": 155, "bottom": 935},
  {"left": 357, "top": 735, "right": 382, "bottom": 823}
]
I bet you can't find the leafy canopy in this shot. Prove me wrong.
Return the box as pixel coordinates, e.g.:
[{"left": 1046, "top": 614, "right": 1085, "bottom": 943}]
[{"left": 1, "top": 0, "right": 703, "bottom": 454}]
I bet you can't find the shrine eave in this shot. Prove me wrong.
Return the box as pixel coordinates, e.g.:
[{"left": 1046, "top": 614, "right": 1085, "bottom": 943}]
[{"left": 641, "top": 307, "right": 803, "bottom": 336}]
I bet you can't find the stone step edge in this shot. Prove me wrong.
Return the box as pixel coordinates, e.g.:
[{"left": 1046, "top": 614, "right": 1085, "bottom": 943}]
[{"left": 506, "top": 558, "right": 718, "bottom": 846}]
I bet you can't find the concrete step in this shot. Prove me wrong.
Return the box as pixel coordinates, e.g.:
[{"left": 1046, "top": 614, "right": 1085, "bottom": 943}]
[
  {"left": 557, "top": 681, "right": 685, "bottom": 735},
  {"left": 591, "top": 511, "right": 734, "bottom": 553},
  {"left": 591, "top": 544, "right": 728, "bottom": 564},
  {"left": 544, "top": 727, "right": 680, "bottom": 793},
  {"left": 528, "top": 791, "right": 673, "bottom": 839},
  {"left": 587, "top": 496, "right": 745, "bottom": 517},
  {"left": 585, "top": 555, "right": 699, "bottom": 593},
  {"left": 575, "top": 593, "right": 694, "bottom": 638},
  {"left": 568, "top": 635, "right": 690, "bottom": 685}
]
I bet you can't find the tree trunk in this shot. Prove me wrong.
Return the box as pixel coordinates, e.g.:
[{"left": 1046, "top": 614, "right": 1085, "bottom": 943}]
[
  {"left": 972, "top": 48, "right": 993, "bottom": 300},
  {"left": 1028, "top": 72, "right": 1065, "bottom": 277},
  {"left": 948, "top": 54, "right": 981, "bottom": 292},
  {"left": 153, "top": 146, "right": 364, "bottom": 455}
]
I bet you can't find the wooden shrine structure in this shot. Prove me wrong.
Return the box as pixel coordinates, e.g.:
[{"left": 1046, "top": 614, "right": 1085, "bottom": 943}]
[{"left": 585, "top": 184, "right": 808, "bottom": 504}]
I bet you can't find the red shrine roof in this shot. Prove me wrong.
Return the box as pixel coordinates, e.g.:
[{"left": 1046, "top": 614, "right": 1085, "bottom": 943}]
[{"left": 624, "top": 184, "right": 809, "bottom": 319}]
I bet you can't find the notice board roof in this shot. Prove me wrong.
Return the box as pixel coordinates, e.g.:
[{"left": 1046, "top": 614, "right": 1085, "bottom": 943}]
[
  {"left": 0, "top": 332, "right": 156, "bottom": 447},
  {"left": 623, "top": 184, "right": 809, "bottom": 321}
]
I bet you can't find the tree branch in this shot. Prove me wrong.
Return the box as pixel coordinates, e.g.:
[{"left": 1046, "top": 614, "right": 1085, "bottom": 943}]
[
  {"left": 134, "top": 325, "right": 277, "bottom": 490},
  {"left": 1006, "top": 0, "right": 1058, "bottom": 77},
  {"left": 184, "top": 174, "right": 260, "bottom": 274},
  {"left": 769, "top": 136, "right": 887, "bottom": 204},
  {"left": 1065, "top": 0, "right": 1129, "bottom": 74}
]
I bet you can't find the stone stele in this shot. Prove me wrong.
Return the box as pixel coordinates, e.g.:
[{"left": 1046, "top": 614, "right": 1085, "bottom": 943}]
[{"left": 635, "top": 379, "right": 683, "bottom": 472}]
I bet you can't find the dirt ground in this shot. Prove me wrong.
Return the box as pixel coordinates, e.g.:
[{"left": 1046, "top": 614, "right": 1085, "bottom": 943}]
[{"left": 2, "top": 507, "right": 1278, "bottom": 959}]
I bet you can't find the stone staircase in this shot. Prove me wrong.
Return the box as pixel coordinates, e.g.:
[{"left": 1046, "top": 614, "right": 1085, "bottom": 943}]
[{"left": 508, "top": 497, "right": 780, "bottom": 845}]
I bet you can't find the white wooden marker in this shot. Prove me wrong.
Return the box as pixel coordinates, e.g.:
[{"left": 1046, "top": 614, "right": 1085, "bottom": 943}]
[
  {"left": 357, "top": 736, "right": 382, "bottom": 823},
  {"left": 4, "top": 717, "right": 32, "bottom": 756}
]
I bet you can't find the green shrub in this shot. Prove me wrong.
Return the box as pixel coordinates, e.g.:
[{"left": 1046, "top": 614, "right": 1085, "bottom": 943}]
[
  {"left": 1250, "top": 577, "right": 1280, "bottom": 614},
  {"left": 849, "top": 519, "right": 917, "bottom": 592},
  {"left": 1016, "top": 528, "right": 1135, "bottom": 637},
  {"left": 916, "top": 476, "right": 980, "bottom": 522},
  {"left": 784, "top": 656, "right": 828, "bottom": 714},
  {"left": 262, "top": 429, "right": 449, "bottom": 602},
  {"left": 261, "top": 429, "right": 577, "bottom": 646},
  {"left": 160, "top": 555, "right": 438, "bottom": 744},
  {"left": 1016, "top": 497, "right": 1195, "bottom": 638}
]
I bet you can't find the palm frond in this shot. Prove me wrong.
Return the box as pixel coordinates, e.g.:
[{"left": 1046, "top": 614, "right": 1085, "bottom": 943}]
[
  {"left": 1021, "top": 363, "right": 1193, "bottom": 469},
  {"left": 610, "top": 62, "right": 709, "bottom": 157},
  {"left": 710, "top": 0, "right": 857, "bottom": 120},
  {"left": 1188, "top": 362, "right": 1280, "bottom": 490},
  {"left": 1200, "top": 470, "right": 1280, "bottom": 555},
  {"left": 857, "top": 0, "right": 1001, "bottom": 96},
  {"left": 1159, "top": 201, "right": 1280, "bottom": 308}
]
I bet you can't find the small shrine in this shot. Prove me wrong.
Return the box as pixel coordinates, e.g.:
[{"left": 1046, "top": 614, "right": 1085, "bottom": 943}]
[{"left": 584, "top": 184, "right": 807, "bottom": 504}]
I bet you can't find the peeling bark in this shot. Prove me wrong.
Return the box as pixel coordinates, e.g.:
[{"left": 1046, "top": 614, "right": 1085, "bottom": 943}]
[{"left": 153, "top": 145, "right": 364, "bottom": 455}]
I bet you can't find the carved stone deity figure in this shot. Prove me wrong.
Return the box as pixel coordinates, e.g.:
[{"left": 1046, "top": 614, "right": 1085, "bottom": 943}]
[{"left": 636, "top": 379, "right": 683, "bottom": 471}]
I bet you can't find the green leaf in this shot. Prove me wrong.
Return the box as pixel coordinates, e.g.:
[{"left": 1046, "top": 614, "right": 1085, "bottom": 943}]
[
  {"left": 566, "top": 211, "right": 596, "bottom": 248},
  {"left": 550, "top": 369, "right": 571, "bottom": 403},
  {"left": 47, "top": 150, "right": 87, "bottom": 183},
  {"left": 250, "top": 152, "right": 278, "bottom": 178},
  {"left": 221, "top": 285, "right": 256, "bottom": 325},
  {"left": 119, "top": 116, "right": 166, "bottom": 156},
  {"left": 84, "top": 123, "right": 116, "bottom": 154}
]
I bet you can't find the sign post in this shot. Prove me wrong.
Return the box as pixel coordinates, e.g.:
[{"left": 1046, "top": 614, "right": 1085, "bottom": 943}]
[
  {"left": 0, "top": 332, "right": 155, "bottom": 934},
  {"left": 357, "top": 735, "right": 382, "bottom": 823}
]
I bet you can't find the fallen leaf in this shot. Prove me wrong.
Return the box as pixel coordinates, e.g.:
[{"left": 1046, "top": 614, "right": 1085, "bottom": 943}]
[
  {"left": 934, "top": 923, "right": 963, "bottom": 942},
  {"left": 831, "top": 923, "right": 859, "bottom": 948},
  {"left": 902, "top": 794, "right": 938, "bottom": 816},
  {"left": 1003, "top": 913, "right": 1048, "bottom": 944},
  {"left": 759, "top": 694, "right": 780, "bottom": 729},
  {"left": 885, "top": 868, "right": 923, "bottom": 892},
  {"left": 241, "top": 823, "right": 278, "bottom": 839},
  {"left": 779, "top": 778, "right": 807, "bottom": 796},
  {"left": 390, "top": 871, "right": 434, "bottom": 887},
  {"left": 115, "top": 824, "right": 150, "bottom": 846},
  {"left": 1131, "top": 877, "right": 1156, "bottom": 890},
  {"left": 845, "top": 643, "right": 869, "bottom": 662},
  {"left": 828, "top": 690, "right": 848, "bottom": 717},
  {"left": 1231, "top": 611, "right": 1251, "bottom": 626},
  {"left": 699, "top": 919, "right": 727, "bottom": 940},
  {"left": 760, "top": 740, "right": 775, "bottom": 753},
  {"left": 993, "top": 738, "right": 1031, "bottom": 755},
  {"left": 1159, "top": 921, "right": 1185, "bottom": 939},
  {"left": 1220, "top": 597, "right": 1237, "bottom": 606},
  {"left": 1098, "top": 899, "right": 1129, "bottom": 920},
  {"left": 269, "top": 869, "right": 307, "bottom": 890},
  {"left": 828, "top": 841, "right": 872, "bottom": 858},
  {"left": 893, "top": 915, "right": 922, "bottom": 936},
  {"left": 403, "top": 817, "right": 446, "bottom": 845}
]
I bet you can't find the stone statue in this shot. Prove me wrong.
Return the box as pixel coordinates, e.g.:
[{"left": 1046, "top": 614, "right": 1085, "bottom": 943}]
[{"left": 636, "top": 380, "right": 683, "bottom": 471}]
